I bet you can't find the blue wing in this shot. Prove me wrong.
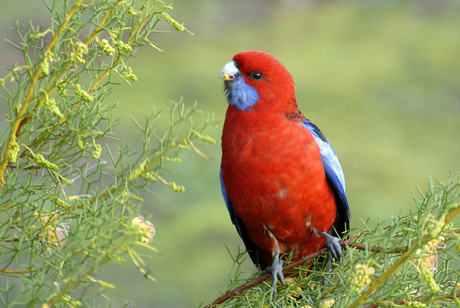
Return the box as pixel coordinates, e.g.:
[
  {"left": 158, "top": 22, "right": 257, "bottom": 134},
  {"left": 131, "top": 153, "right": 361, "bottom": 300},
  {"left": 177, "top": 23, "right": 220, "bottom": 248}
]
[
  {"left": 220, "top": 169, "right": 266, "bottom": 268},
  {"left": 301, "top": 120, "right": 351, "bottom": 236}
]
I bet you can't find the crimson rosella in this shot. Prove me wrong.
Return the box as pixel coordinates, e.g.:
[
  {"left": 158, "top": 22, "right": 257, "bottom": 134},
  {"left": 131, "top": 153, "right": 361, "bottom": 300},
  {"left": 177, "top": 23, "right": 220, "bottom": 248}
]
[{"left": 219, "top": 51, "right": 350, "bottom": 296}]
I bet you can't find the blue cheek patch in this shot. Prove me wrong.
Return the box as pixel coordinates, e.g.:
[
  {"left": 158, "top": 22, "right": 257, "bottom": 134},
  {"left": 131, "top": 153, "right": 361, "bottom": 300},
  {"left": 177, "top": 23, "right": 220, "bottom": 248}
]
[{"left": 224, "top": 76, "right": 259, "bottom": 111}]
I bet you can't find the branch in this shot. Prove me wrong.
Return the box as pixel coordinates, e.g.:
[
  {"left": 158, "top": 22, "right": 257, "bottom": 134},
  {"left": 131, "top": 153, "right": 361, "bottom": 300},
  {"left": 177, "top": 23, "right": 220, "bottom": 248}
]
[
  {"left": 367, "top": 292, "right": 460, "bottom": 308},
  {"left": 7, "top": 163, "right": 41, "bottom": 170},
  {"left": 0, "top": 0, "right": 85, "bottom": 190},
  {"left": 348, "top": 205, "right": 460, "bottom": 308},
  {"left": 205, "top": 238, "right": 406, "bottom": 308},
  {"left": 0, "top": 268, "right": 36, "bottom": 274}
]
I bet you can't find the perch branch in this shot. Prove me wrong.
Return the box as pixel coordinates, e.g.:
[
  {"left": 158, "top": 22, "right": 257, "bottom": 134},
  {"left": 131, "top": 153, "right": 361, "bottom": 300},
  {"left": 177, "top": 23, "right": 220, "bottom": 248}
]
[{"left": 205, "top": 238, "right": 406, "bottom": 308}]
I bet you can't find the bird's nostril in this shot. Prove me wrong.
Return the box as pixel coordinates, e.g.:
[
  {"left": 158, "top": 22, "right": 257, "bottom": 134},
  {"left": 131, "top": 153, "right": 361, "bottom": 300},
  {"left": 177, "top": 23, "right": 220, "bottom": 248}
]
[{"left": 223, "top": 73, "right": 235, "bottom": 81}]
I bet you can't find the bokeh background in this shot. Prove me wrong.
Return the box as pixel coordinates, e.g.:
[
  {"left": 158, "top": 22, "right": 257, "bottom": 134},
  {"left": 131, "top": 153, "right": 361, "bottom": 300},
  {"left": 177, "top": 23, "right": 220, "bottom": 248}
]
[{"left": 1, "top": 0, "right": 460, "bottom": 307}]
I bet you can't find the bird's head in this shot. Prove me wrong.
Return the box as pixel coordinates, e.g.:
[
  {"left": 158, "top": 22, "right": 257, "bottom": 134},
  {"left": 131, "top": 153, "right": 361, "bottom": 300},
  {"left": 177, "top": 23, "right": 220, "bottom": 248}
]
[{"left": 220, "top": 51, "right": 296, "bottom": 112}]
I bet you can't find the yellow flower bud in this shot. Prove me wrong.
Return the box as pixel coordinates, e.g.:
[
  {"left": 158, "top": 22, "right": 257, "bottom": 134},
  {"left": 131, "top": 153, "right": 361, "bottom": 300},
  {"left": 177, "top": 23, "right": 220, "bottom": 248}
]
[
  {"left": 161, "top": 12, "right": 194, "bottom": 35},
  {"left": 9, "top": 140, "right": 19, "bottom": 163}
]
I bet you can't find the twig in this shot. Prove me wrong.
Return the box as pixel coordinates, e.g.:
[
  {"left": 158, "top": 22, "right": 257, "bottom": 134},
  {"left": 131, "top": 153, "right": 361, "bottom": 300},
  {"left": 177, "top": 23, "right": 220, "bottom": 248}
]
[
  {"left": 348, "top": 206, "right": 460, "bottom": 308},
  {"left": 366, "top": 292, "right": 460, "bottom": 308},
  {"left": 0, "top": 268, "right": 36, "bottom": 274},
  {"left": 204, "top": 238, "right": 405, "bottom": 308},
  {"left": 7, "top": 163, "right": 41, "bottom": 170},
  {"left": 0, "top": 0, "right": 85, "bottom": 190}
]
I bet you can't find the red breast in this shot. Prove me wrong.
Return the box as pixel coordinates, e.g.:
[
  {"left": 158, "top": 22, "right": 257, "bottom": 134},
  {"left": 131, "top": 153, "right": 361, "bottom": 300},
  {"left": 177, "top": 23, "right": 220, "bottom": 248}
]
[{"left": 221, "top": 105, "right": 337, "bottom": 264}]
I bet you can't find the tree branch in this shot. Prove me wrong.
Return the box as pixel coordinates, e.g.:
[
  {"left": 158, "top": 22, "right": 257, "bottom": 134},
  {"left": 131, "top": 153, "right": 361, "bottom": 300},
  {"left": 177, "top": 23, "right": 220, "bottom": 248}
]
[
  {"left": 0, "top": 0, "right": 85, "bottom": 190},
  {"left": 205, "top": 238, "right": 406, "bottom": 308}
]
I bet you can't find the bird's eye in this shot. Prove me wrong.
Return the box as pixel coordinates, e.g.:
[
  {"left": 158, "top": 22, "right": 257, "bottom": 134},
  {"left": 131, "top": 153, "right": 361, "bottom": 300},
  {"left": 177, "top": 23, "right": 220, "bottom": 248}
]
[{"left": 251, "top": 72, "right": 263, "bottom": 80}]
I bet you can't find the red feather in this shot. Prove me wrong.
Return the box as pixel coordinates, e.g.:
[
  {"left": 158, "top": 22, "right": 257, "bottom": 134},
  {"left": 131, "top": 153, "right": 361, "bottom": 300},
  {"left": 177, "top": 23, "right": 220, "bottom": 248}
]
[{"left": 221, "top": 51, "right": 337, "bottom": 266}]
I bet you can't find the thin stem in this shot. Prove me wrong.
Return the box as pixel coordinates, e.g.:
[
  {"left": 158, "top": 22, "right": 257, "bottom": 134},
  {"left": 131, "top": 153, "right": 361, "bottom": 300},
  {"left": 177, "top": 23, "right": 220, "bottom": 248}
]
[
  {"left": 0, "top": 0, "right": 85, "bottom": 190},
  {"left": 0, "top": 269, "right": 37, "bottom": 274},
  {"left": 54, "top": 138, "right": 184, "bottom": 219},
  {"left": 204, "top": 238, "right": 405, "bottom": 308},
  {"left": 84, "top": 1, "right": 123, "bottom": 46},
  {"left": 10, "top": 1, "right": 123, "bottom": 152},
  {"left": 46, "top": 256, "right": 109, "bottom": 307},
  {"left": 348, "top": 207, "right": 460, "bottom": 308}
]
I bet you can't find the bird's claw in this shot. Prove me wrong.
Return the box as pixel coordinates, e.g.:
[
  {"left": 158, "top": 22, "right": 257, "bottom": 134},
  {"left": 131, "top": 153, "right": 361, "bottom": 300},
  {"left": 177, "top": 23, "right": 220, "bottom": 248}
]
[
  {"left": 319, "top": 231, "right": 342, "bottom": 259},
  {"left": 266, "top": 250, "right": 285, "bottom": 297}
]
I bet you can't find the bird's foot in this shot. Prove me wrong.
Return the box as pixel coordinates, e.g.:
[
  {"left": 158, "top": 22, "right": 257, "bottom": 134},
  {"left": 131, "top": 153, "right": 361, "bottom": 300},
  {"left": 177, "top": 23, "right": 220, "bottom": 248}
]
[
  {"left": 319, "top": 231, "right": 342, "bottom": 259},
  {"left": 265, "top": 249, "right": 285, "bottom": 297}
]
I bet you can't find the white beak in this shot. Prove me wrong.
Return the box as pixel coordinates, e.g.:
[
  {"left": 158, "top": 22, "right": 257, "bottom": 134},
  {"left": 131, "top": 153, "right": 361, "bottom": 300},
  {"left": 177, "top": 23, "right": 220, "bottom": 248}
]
[{"left": 220, "top": 61, "right": 239, "bottom": 81}]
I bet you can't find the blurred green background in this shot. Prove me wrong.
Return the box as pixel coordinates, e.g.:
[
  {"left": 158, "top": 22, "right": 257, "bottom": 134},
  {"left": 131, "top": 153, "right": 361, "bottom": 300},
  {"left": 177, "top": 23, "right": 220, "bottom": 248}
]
[{"left": 1, "top": 0, "right": 460, "bottom": 307}]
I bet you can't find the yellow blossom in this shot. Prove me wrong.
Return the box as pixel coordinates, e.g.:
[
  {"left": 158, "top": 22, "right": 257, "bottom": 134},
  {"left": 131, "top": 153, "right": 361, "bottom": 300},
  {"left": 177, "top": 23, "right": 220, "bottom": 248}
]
[
  {"left": 419, "top": 267, "right": 440, "bottom": 294},
  {"left": 70, "top": 42, "right": 88, "bottom": 63},
  {"left": 351, "top": 262, "right": 375, "bottom": 293},
  {"left": 96, "top": 38, "right": 115, "bottom": 55},
  {"left": 131, "top": 216, "right": 155, "bottom": 243},
  {"left": 34, "top": 154, "right": 59, "bottom": 171},
  {"left": 114, "top": 40, "right": 132, "bottom": 52},
  {"left": 320, "top": 299, "right": 335, "bottom": 308},
  {"left": 169, "top": 181, "right": 185, "bottom": 192},
  {"left": 125, "top": 66, "right": 137, "bottom": 82},
  {"left": 75, "top": 84, "right": 93, "bottom": 102},
  {"left": 92, "top": 143, "right": 102, "bottom": 159},
  {"left": 161, "top": 12, "right": 194, "bottom": 35},
  {"left": 44, "top": 98, "right": 64, "bottom": 119},
  {"left": 9, "top": 139, "right": 19, "bottom": 163},
  {"left": 416, "top": 236, "right": 444, "bottom": 273}
]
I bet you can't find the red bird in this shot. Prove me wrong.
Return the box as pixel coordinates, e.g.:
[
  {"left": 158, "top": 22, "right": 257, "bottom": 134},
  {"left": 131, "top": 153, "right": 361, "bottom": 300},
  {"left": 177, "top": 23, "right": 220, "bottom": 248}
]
[{"left": 219, "top": 51, "right": 350, "bottom": 296}]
